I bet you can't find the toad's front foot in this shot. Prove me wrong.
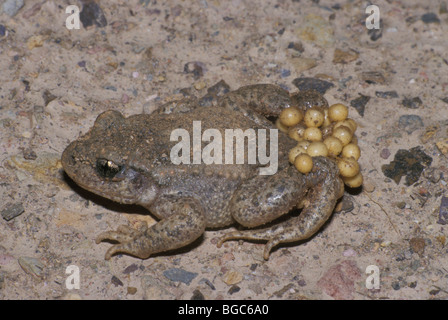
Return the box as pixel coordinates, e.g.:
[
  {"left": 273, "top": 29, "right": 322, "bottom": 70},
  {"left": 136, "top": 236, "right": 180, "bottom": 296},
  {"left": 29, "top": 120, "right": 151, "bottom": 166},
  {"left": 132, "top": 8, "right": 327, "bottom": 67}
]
[
  {"left": 96, "top": 223, "right": 151, "bottom": 260},
  {"left": 96, "top": 198, "right": 207, "bottom": 260}
]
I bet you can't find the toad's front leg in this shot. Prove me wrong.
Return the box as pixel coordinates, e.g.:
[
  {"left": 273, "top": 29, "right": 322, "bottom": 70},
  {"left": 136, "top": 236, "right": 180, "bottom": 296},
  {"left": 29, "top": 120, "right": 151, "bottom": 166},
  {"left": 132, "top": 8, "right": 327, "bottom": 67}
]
[
  {"left": 96, "top": 198, "right": 206, "bottom": 260},
  {"left": 218, "top": 157, "right": 343, "bottom": 259}
]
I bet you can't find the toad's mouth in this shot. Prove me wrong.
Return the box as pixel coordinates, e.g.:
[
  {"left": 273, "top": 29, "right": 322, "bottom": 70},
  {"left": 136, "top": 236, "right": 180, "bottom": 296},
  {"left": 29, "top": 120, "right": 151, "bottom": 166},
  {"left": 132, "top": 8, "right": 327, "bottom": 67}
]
[{"left": 68, "top": 174, "right": 141, "bottom": 205}]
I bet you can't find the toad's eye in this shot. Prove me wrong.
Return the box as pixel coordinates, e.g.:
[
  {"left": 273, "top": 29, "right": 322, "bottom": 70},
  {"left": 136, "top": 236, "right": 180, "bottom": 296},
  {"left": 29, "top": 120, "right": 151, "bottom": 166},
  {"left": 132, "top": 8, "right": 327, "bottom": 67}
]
[{"left": 96, "top": 158, "right": 122, "bottom": 179}]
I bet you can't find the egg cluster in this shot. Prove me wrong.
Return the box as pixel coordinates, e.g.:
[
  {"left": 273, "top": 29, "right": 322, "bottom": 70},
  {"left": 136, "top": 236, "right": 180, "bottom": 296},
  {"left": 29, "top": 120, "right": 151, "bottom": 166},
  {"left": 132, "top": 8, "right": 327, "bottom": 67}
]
[{"left": 276, "top": 103, "right": 362, "bottom": 188}]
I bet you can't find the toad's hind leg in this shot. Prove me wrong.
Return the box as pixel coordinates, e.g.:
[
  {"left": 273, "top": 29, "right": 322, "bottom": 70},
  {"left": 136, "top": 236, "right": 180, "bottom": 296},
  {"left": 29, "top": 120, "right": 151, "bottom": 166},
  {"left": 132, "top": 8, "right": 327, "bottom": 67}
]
[
  {"left": 218, "top": 157, "right": 343, "bottom": 260},
  {"left": 96, "top": 198, "right": 206, "bottom": 260}
]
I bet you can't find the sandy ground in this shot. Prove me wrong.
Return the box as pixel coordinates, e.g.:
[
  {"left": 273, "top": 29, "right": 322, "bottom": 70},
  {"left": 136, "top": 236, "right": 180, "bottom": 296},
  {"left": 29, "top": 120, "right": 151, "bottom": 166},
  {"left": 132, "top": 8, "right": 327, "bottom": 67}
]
[{"left": 0, "top": 0, "right": 447, "bottom": 300}]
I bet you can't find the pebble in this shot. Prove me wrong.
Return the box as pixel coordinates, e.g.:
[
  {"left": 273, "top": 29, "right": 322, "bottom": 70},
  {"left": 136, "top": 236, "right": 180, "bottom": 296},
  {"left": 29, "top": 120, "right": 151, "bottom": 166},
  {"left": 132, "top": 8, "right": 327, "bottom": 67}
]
[
  {"left": 1, "top": 203, "right": 24, "bottom": 221},
  {"left": 421, "top": 13, "right": 440, "bottom": 24},
  {"left": 127, "top": 287, "right": 137, "bottom": 295},
  {"left": 350, "top": 94, "right": 370, "bottom": 117},
  {"left": 436, "top": 139, "right": 448, "bottom": 155},
  {"left": 206, "top": 79, "right": 230, "bottom": 97},
  {"left": 363, "top": 180, "right": 375, "bottom": 193},
  {"left": 2, "top": 0, "right": 24, "bottom": 17},
  {"left": 191, "top": 289, "right": 205, "bottom": 300},
  {"left": 292, "top": 77, "right": 334, "bottom": 95},
  {"left": 398, "top": 114, "right": 424, "bottom": 134},
  {"left": 18, "top": 257, "right": 45, "bottom": 279},
  {"left": 295, "top": 14, "right": 334, "bottom": 47},
  {"left": 437, "top": 196, "right": 448, "bottom": 225},
  {"left": 227, "top": 285, "right": 241, "bottom": 295},
  {"left": 332, "top": 48, "right": 359, "bottom": 64},
  {"left": 381, "top": 147, "right": 432, "bottom": 185},
  {"left": 194, "top": 80, "right": 206, "bottom": 91},
  {"left": 80, "top": 1, "right": 108, "bottom": 28},
  {"left": 123, "top": 263, "right": 139, "bottom": 274},
  {"left": 334, "top": 195, "right": 354, "bottom": 213},
  {"left": 163, "top": 268, "right": 198, "bottom": 285},
  {"left": 409, "top": 237, "right": 426, "bottom": 256},
  {"left": 288, "top": 58, "right": 317, "bottom": 73},
  {"left": 342, "top": 248, "right": 357, "bottom": 257},
  {"left": 360, "top": 71, "right": 386, "bottom": 84},
  {"left": 63, "top": 293, "right": 82, "bottom": 300},
  {"left": 396, "top": 202, "right": 406, "bottom": 209},
  {"left": 222, "top": 269, "right": 243, "bottom": 285},
  {"left": 184, "top": 61, "right": 206, "bottom": 79},
  {"left": 316, "top": 261, "right": 361, "bottom": 300},
  {"left": 111, "top": 275, "right": 124, "bottom": 287},
  {"left": 375, "top": 91, "right": 398, "bottom": 99},
  {"left": 141, "top": 275, "right": 175, "bottom": 299},
  {"left": 0, "top": 24, "right": 6, "bottom": 37},
  {"left": 368, "top": 26, "right": 382, "bottom": 41},
  {"left": 380, "top": 148, "right": 391, "bottom": 159},
  {"left": 280, "top": 69, "right": 291, "bottom": 78},
  {"left": 402, "top": 97, "right": 423, "bottom": 109},
  {"left": 287, "top": 41, "right": 304, "bottom": 53},
  {"left": 27, "top": 35, "right": 45, "bottom": 50}
]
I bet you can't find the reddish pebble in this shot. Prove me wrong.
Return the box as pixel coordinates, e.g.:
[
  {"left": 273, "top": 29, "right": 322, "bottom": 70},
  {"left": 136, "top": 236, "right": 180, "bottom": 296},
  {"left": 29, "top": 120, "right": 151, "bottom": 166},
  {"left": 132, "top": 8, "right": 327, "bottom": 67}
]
[{"left": 380, "top": 148, "right": 391, "bottom": 159}]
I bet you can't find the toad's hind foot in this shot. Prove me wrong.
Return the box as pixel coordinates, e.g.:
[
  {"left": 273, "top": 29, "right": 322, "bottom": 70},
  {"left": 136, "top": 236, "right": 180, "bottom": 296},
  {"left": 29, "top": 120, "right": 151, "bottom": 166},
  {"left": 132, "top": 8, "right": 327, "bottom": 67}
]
[{"left": 218, "top": 157, "right": 343, "bottom": 260}]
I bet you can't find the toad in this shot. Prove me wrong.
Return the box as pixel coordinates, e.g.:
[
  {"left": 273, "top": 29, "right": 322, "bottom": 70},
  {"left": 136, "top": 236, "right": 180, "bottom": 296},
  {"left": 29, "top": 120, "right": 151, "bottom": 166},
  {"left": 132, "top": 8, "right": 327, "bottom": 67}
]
[{"left": 61, "top": 84, "right": 343, "bottom": 260}]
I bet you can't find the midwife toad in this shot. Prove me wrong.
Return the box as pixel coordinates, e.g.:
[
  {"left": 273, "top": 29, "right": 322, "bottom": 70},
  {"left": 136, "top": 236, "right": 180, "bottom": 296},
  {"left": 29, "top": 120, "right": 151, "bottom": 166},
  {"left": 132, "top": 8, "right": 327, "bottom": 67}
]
[{"left": 62, "top": 84, "right": 343, "bottom": 260}]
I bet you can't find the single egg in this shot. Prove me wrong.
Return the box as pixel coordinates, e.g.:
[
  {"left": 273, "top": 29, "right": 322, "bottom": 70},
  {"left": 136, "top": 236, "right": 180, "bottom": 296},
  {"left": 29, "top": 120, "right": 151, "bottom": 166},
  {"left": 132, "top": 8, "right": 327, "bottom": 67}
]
[
  {"left": 323, "top": 108, "right": 332, "bottom": 127},
  {"left": 288, "top": 123, "right": 307, "bottom": 141},
  {"left": 323, "top": 136, "right": 343, "bottom": 157},
  {"left": 332, "top": 125, "right": 353, "bottom": 146},
  {"left": 276, "top": 118, "right": 289, "bottom": 133},
  {"left": 342, "top": 143, "right": 361, "bottom": 160},
  {"left": 288, "top": 145, "right": 307, "bottom": 164},
  {"left": 294, "top": 153, "right": 314, "bottom": 174},
  {"left": 343, "top": 172, "right": 363, "bottom": 188},
  {"left": 328, "top": 103, "right": 348, "bottom": 122},
  {"left": 304, "top": 108, "right": 324, "bottom": 128},
  {"left": 307, "top": 141, "right": 329, "bottom": 157},
  {"left": 337, "top": 157, "right": 360, "bottom": 178},
  {"left": 303, "top": 127, "right": 323, "bottom": 142},
  {"left": 296, "top": 140, "right": 311, "bottom": 150},
  {"left": 279, "top": 107, "right": 303, "bottom": 127}
]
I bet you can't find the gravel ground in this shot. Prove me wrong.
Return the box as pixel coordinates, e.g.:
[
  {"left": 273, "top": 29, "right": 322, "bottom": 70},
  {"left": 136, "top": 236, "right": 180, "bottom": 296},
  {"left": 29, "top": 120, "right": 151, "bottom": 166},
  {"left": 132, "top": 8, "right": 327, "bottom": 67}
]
[{"left": 0, "top": 0, "right": 447, "bottom": 300}]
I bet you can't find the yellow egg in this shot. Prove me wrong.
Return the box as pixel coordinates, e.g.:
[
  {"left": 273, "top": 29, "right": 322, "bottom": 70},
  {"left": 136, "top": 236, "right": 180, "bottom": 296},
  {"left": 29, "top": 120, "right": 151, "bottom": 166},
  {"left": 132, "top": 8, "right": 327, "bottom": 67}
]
[
  {"left": 328, "top": 103, "right": 348, "bottom": 122},
  {"left": 304, "top": 127, "right": 322, "bottom": 142},
  {"left": 288, "top": 146, "right": 307, "bottom": 164},
  {"left": 294, "top": 153, "right": 314, "bottom": 174},
  {"left": 276, "top": 118, "right": 289, "bottom": 133},
  {"left": 323, "top": 136, "right": 343, "bottom": 157},
  {"left": 287, "top": 124, "right": 306, "bottom": 141},
  {"left": 333, "top": 119, "right": 357, "bottom": 133},
  {"left": 342, "top": 143, "right": 361, "bottom": 160},
  {"left": 307, "top": 141, "right": 329, "bottom": 157},
  {"left": 304, "top": 108, "right": 324, "bottom": 128},
  {"left": 337, "top": 157, "right": 360, "bottom": 178},
  {"left": 323, "top": 108, "right": 332, "bottom": 127},
  {"left": 345, "top": 118, "right": 358, "bottom": 133},
  {"left": 343, "top": 172, "right": 363, "bottom": 188},
  {"left": 332, "top": 126, "right": 353, "bottom": 146},
  {"left": 279, "top": 107, "right": 303, "bottom": 127},
  {"left": 296, "top": 140, "right": 311, "bottom": 150}
]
